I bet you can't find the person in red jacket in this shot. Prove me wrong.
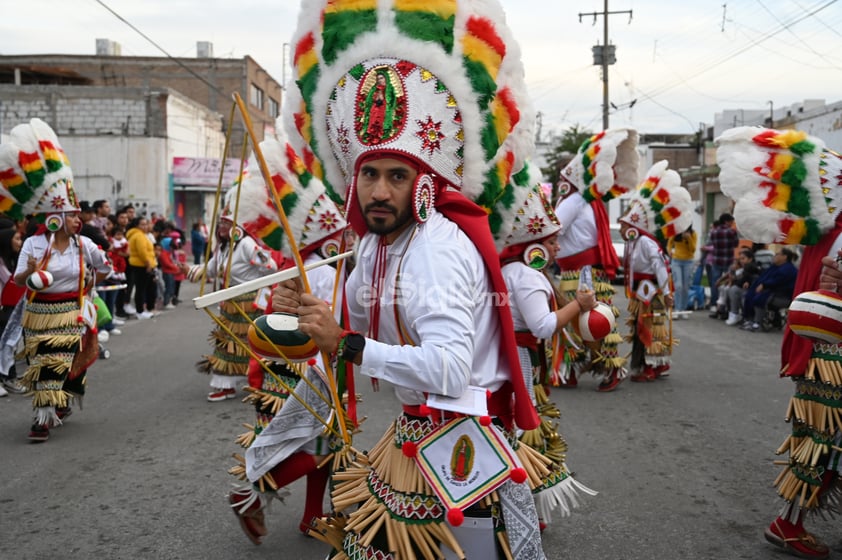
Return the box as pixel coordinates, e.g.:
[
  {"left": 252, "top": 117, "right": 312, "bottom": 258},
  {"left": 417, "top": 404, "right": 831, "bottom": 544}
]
[{"left": 156, "top": 241, "right": 186, "bottom": 309}]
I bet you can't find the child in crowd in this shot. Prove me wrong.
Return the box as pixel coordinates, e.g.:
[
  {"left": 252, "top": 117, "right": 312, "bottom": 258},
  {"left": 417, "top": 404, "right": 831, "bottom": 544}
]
[
  {"left": 109, "top": 227, "right": 130, "bottom": 318},
  {"left": 170, "top": 233, "right": 188, "bottom": 305},
  {"left": 156, "top": 241, "right": 182, "bottom": 309}
]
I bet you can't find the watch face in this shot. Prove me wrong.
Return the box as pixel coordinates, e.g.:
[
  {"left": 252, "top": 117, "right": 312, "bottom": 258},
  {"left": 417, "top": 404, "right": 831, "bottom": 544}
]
[{"left": 346, "top": 334, "right": 365, "bottom": 353}]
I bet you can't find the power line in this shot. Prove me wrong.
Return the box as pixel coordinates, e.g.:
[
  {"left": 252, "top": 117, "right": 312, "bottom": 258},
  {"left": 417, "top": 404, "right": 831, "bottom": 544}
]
[
  {"left": 755, "top": 0, "right": 842, "bottom": 71},
  {"left": 636, "top": 0, "right": 838, "bottom": 104},
  {"left": 92, "top": 0, "right": 228, "bottom": 98}
]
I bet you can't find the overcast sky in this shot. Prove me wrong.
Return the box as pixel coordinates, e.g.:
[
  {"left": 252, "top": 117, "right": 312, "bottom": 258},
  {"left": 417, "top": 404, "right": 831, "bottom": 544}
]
[{"left": 2, "top": 0, "right": 840, "bottom": 138}]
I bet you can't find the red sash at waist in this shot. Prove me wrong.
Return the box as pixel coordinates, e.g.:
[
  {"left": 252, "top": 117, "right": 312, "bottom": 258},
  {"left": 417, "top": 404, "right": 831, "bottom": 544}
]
[
  {"left": 631, "top": 272, "right": 656, "bottom": 288},
  {"left": 402, "top": 404, "right": 461, "bottom": 420},
  {"left": 557, "top": 246, "right": 600, "bottom": 271},
  {"left": 403, "top": 385, "right": 511, "bottom": 424},
  {"left": 514, "top": 331, "right": 538, "bottom": 351},
  {"left": 32, "top": 291, "right": 83, "bottom": 303}
]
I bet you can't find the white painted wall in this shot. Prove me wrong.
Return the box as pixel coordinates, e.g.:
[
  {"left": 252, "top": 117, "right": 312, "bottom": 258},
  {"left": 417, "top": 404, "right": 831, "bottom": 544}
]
[{"left": 62, "top": 136, "right": 168, "bottom": 213}]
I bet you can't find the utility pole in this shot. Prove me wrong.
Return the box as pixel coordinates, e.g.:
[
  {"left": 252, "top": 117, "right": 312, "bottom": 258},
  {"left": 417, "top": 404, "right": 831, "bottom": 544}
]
[{"left": 579, "top": 1, "right": 632, "bottom": 130}]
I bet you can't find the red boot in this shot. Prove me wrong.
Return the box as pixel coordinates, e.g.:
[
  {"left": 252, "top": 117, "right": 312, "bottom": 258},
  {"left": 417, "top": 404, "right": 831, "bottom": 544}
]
[
  {"left": 229, "top": 488, "right": 268, "bottom": 545},
  {"left": 630, "top": 367, "right": 656, "bottom": 382},
  {"left": 597, "top": 370, "right": 621, "bottom": 392},
  {"left": 559, "top": 370, "right": 578, "bottom": 389},
  {"left": 764, "top": 517, "right": 829, "bottom": 559},
  {"left": 299, "top": 466, "right": 330, "bottom": 534},
  {"left": 653, "top": 364, "right": 670, "bottom": 378},
  {"left": 267, "top": 452, "right": 328, "bottom": 535}
]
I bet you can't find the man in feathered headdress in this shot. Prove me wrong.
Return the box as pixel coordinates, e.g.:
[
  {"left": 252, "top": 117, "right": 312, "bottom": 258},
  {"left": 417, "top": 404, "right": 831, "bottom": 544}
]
[
  {"left": 235, "top": 1, "right": 549, "bottom": 558},
  {"left": 554, "top": 129, "right": 639, "bottom": 391},
  {"left": 226, "top": 131, "right": 349, "bottom": 542},
  {"left": 189, "top": 187, "right": 279, "bottom": 402},
  {"left": 718, "top": 127, "right": 842, "bottom": 560},
  {"left": 618, "top": 160, "right": 692, "bottom": 382}
]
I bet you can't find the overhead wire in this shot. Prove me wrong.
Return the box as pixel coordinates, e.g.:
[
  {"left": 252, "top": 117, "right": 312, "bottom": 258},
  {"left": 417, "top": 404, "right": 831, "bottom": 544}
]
[
  {"left": 754, "top": 0, "right": 842, "bottom": 71},
  {"left": 638, "top": 0, "right": 838, "bottom": 101},
  {"left": 91, "top": 0, "right": 228, "bottom": 98}
]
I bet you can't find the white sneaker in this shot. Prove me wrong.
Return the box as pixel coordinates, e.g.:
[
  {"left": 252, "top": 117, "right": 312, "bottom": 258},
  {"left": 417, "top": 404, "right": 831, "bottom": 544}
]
[
  {"left": 110, "top": 328, "right": 122, "bottom": 336},
  {"left": 124, "top": 304, "right": 137, "bottom": 315},
  {"left": 112, "top": 317, "right": 125, "bottom": 326},
  {"left": 725, "top": 313, "right": 741, "bottom": 326},
  {"left": 3, "top": 379, "right": 26, "bottom": 394},
  {"left": 97, "top": 330, "right": 110, "bottom": 343},
  {"left": 164, "top": 303, "right": 176, "bottom": 310},
  {"left": 137, "top": 311, "right": 154, "bottom": 320},
  {"left": 0, "top": 385, "right": 7, "bottom": 397}
]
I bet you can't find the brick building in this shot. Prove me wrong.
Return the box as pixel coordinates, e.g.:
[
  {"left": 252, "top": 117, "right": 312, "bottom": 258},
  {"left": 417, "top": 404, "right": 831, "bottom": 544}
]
[
  {"left": 0, "top": 51, "right": 282, "bottom": 154},
  {"left": 0, "top": 48, "right": 283, "bottom": 233},
  {"left": 0, "top": 84, "right": 226, "bottom": 232}
]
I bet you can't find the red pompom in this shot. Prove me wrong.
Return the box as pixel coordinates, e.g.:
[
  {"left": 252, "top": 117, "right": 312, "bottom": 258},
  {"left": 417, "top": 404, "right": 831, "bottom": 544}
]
[
  {"left": 418, "top": 404, "right": 431, "bottom": 416},
  {"left": 446, "top": 508, "right": 464, "bottom": 527},
  {"left": 91, "top": 327, "right": 98, "bottom": 335},
  {"left": 76, "top": 315, "right": 84, "bottom": 323},
  {"left": 307, "top": 358, "right": 317, "bottom": 366},
  {"left": 485, "top": 389, "right": 492, "bottom": 400},
  {"left": 401, "top": 441, "right": 417, "bottom": 458},
  {"left": 479, "top": 415, "right": 492, "bottom": 426},
  {"left": 510, "top": 467, "right": 528, "bottom": 484}
]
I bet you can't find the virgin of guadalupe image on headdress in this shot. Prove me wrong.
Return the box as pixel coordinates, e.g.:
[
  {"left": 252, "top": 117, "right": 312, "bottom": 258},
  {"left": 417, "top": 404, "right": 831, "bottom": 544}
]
[{"left": 355, "top": 66, "right": 405, "bottom": 145}]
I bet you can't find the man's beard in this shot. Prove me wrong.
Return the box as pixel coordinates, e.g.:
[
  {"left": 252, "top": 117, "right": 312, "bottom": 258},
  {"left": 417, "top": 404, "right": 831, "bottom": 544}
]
[{"left": 363, "top": 202, "right": 413, "bottom": 236}]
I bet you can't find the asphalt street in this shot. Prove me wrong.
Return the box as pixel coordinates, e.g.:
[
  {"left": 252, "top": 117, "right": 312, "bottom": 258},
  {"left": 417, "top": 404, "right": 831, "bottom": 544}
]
[{"left": 0, "top": 281, "right": 832, "bottom": 560}]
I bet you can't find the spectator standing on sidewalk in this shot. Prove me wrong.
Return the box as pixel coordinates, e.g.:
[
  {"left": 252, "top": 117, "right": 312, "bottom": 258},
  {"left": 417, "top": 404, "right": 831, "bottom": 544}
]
[
  {"left": 708, "top": 213, "right": 739, "bottom": 315},
  {"left": 92, "top": 200, "right": 111, "bottom": 235},
  {"left": 191, "top": 222, "right": 207, "bottom": 265},
  {"left": 667, "top": 224, "right": 697, "bottom": 315},
  {"left": 126, "top": 216, "right": 157, "bottom": 319}
]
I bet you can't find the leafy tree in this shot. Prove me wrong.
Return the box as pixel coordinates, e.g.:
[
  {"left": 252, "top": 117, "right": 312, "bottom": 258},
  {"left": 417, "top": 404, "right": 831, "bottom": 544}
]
[{"left": 540, "top": 124, "right": 593, "bottom": 204}]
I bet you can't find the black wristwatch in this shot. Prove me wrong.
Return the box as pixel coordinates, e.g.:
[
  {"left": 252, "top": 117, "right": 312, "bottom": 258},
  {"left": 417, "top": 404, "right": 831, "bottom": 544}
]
[{"left": 341, "top": 333, "right": 366, "bottom": 363}]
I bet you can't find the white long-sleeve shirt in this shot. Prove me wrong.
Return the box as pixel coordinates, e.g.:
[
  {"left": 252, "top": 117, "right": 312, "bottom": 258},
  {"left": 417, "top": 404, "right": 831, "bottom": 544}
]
[
  {"left": 16, "top": 234, "right": 111, "bottom": 293},
  {"left": 346, "top": 210, "right": 509, "bottom": 406},
  {"left": 502, "top": 262, "right": 557, "bottom": 340},
  {"left": 206, "top": 236, "right": 278, "bottom": 285},
  {"left": 554, "top": 192, "right": 597, "bottom": 258},
  {"left": 627, "top": 236, "right": 671, "bottom": 295},
  {"left": 304, "top": 251, "right": 337, "bottom": 303}
]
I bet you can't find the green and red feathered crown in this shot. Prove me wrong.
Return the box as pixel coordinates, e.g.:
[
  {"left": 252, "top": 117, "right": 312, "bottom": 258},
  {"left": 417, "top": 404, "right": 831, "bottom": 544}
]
[
  {"left": 232, "top": 127, "right": 347, "bottom": 259},
  {"left": 496, "top": 160, "right": 560, "bottom": 250},
  {"left": 0, "top": 118, "right": 80, "bottom": 219},
  {"left": 560, "top": 128, "right": 640, "bottom": 203},
  {"left": 716, "top": 126, "right": 842, "bottom": 246},
  {"left": 282, "top": 0, "right": 538, "bottom": 250},
  {"left": 619, "top": 160, "right": 693, "bottom": 242}
]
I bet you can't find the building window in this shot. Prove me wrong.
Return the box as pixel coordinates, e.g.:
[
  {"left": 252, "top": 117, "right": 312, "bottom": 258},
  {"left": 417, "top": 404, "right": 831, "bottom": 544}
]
[
  {"left": 268, "top": 98, "right": 279, "bottom": 118},
  {"left": 250, "top": 84, "right": 264, "bottom": 110}
]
